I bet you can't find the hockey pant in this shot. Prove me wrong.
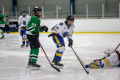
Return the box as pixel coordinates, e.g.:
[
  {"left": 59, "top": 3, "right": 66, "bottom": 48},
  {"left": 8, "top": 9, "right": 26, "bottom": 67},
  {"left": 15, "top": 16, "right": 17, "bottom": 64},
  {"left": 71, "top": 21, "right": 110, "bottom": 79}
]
[
  {"left": 20, "top": 29, "right": 29, "bottom": 45},
  {"left": 53, "top": 34, "right": 65, "bottom": 61}
]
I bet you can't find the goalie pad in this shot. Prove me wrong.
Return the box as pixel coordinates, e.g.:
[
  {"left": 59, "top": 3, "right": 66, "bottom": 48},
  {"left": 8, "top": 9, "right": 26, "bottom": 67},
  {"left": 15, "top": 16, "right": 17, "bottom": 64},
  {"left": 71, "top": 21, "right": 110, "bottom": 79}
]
[{"left": 89, "top": 62, "right": 101, "bottom": 68}]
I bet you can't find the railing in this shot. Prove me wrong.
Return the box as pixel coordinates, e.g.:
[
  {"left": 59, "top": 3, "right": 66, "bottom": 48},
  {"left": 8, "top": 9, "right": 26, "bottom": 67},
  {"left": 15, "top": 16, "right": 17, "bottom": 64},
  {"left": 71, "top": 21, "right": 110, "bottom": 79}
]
[{"left": 0, "top": 2, "right": 119, "bottom": 19}]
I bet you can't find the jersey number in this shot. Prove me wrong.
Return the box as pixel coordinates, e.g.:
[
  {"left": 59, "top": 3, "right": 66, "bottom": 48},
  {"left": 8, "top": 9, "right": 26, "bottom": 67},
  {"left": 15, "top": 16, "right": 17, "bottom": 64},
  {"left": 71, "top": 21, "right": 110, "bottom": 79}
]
[{"left": 32, "top": 23, "right": 36, "bottom": 28}]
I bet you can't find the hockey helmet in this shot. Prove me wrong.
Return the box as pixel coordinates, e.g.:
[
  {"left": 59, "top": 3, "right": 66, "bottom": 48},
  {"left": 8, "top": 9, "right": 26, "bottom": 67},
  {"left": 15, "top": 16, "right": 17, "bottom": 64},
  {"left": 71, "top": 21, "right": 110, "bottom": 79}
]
[
  {"left": 66, "top": 15, "right": 74, "bottom": 22},
  {"left": 104, "top": 48, "right": 114, "bottom": 57},
  {"left": 33, "top": 6, "right": 42, "bottom": 17},
  {"left": 33, "top": 6, "right": 42, "bottom": 12},
  {"left": 22, "top": 10, "right": 27, "bottom": 17},
  {"left": 22, "top": 10, "right": 26, "bottom": 13}
]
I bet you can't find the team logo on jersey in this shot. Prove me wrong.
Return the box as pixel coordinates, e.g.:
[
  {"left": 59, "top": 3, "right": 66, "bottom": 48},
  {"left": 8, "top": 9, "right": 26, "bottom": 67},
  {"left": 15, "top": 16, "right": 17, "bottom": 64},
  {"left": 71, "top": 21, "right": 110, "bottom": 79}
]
[
  {"left": 59, "top": 22, "right": 63, "bottom": 26},
  {"left": 56, "top": 27, "right": 59, "bottom": 30}
]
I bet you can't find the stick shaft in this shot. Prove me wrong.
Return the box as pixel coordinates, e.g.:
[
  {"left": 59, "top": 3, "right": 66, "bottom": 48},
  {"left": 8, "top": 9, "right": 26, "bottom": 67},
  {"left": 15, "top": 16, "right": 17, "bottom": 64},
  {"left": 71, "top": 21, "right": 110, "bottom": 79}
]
[
  {"left": 113, "top": 43, "right": 120, "bottom": 52},
  {"left": 71, "top": 47, "right": 89, "bottom": 74},
  {"left": 37, "top": 39, "right": 60, "bottom": 72}
]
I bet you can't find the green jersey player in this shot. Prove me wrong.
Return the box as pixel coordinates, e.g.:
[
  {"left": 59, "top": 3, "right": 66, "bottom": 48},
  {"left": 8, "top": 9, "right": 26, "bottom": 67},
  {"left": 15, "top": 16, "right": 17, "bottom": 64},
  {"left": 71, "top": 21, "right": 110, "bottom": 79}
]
[
  {"left": 0, "top": 11, "right": 5, "bottom": 39},
  {"left": 26, "top": 6, "right": 48, "bottom": 69}
]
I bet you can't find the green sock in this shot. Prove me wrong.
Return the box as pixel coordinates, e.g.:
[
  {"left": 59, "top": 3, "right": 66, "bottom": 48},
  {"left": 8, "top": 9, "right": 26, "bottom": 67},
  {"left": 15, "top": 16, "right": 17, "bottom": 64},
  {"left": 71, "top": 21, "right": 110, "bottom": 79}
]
[
  {"left": 1, "top": 29, "right": 4, "bottom": 37},
  {"left": 29, "top": 49, "right": 32, "bottom": 61},
  {"left": 29, "top": 48, "right": 39, "bottom": 63}
]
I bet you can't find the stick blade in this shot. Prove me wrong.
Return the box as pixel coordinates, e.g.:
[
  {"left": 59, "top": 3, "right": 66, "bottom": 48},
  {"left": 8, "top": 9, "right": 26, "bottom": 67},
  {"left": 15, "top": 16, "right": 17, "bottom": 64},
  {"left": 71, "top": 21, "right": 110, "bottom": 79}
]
[
  {"left": 51, "top": 64, "right": 60, "bottom": 72},
  {"left": 86, "top": 71, "right": 89, "bottom": 74}
]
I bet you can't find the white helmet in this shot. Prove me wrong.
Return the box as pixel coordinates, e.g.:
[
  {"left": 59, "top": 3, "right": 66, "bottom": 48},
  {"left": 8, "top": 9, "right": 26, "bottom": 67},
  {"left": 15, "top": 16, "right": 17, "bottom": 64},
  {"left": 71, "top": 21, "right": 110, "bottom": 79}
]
[{"left": 104, "top": 48, "right": 114, "bottom": 57}]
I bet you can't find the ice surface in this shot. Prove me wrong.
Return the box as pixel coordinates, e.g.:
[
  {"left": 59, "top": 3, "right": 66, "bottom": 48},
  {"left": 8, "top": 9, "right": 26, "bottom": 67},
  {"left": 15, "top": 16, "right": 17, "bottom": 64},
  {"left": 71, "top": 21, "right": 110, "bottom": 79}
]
[{"left": 0, "top": 33, "right": 120, "bottom": 80}]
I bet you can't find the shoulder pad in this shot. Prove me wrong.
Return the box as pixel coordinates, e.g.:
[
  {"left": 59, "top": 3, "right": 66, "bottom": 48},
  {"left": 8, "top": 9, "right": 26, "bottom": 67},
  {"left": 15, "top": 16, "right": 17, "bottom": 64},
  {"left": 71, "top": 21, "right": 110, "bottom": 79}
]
[
  {"left": 59, "top": 22, "right": 63, "bottom": 26},
  {"left": 18, "top": 16, "right": 22, "bottom": 19}
]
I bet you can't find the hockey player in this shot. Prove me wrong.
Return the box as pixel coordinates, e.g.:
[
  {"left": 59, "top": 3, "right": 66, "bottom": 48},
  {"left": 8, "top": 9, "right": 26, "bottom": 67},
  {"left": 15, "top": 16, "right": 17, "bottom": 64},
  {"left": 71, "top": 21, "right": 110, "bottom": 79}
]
[
  {"left": 5, "top": 16, "right": 9, "bottom": 33},
  {"left": 26, "top": 6, "right": 48, "bottom": 69},
  {"left": 85, "top": 48, "right": 120, "bottom": 68},
  {"left": 15, "top": 10, "right": 30, "bottom": 47},
  {"left": 0, "top": 11, "right": 5, "bottom": 39},
  {"left": 48, "top": 15, "right": 74, "bottom": 69}
]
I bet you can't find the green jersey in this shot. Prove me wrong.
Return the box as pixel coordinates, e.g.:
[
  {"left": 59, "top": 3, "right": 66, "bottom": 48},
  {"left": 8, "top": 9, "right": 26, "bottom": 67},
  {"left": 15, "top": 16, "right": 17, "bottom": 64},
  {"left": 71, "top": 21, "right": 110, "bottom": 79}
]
[
  {"left": 0, "top": 14, "right": 5, "bottom": 27},
  {"left": 26, "top": 15, "right": 43, "bottom": 35}
]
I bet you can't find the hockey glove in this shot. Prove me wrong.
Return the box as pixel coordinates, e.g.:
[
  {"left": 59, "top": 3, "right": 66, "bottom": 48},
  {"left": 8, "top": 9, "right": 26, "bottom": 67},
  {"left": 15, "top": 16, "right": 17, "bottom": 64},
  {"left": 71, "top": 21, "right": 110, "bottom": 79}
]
[
  {"left": 41, "top": 25, "right": 48, "bottom": 32},
  {"left": 14, "top": 24, "right": 20, "bottom": 31},
  {"left": 48, "top": 33, "right": 56, "bottom": 37},
  {"left": 68, "top": 39, "right": 73, "bottom": 47},
  {"left": 14, "top": 27, "right": 18, "bottom": 31}
]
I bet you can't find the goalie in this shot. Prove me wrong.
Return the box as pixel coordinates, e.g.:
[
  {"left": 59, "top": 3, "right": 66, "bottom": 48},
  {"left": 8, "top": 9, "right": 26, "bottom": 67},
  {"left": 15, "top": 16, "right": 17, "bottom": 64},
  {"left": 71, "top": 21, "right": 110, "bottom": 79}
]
[{"left": 85, "top": 48, "right": 120, "bottom": 68}]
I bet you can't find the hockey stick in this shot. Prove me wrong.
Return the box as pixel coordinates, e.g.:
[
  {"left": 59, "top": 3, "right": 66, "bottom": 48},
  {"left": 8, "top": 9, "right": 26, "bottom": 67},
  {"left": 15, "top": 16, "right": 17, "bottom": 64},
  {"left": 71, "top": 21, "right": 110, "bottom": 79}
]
[
  {"left": 5, "top": 28, "right": 20, "bottom": 33},
  {"left": 71, "top": 46, "right": 89, "bottom": 74},
  {"left": 112, "top": 43, "right": 120, "bottom": 53},
  {"left": 93, "top": 43, "right": 120, "bottom": 62},
  {"left": 37, "top": 39, "right": 60, "bottom": 72},
  {"left": 6, "top": 30, "right": 14, "bottom": 32}
]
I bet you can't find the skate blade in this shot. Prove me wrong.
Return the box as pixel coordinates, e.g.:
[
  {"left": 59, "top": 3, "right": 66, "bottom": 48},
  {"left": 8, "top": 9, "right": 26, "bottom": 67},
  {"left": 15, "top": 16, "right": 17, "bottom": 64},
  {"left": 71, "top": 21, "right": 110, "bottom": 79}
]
[
  {"left": 52, "top": 64, "right": 63, "bottom": 69},
  {"left": 21, "top": 46, "right": 25, "bottom": 48},
  {"left": 26, "top": 45, "right": 29, "bottom": 47},
  {"left": 0, "top": 37, "right": 4, "bottom": 39},
  {"left": 31, "top": 67, "right": 41, "bottom": 70}
]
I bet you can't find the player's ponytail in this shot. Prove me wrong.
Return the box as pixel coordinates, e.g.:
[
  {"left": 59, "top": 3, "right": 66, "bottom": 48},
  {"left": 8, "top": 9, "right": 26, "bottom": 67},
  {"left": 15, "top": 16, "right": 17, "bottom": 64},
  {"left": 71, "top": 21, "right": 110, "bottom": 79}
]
[
  {"left": 116, "top": 50, "right": 120, "bottom": 61},
  {"left": 31, "top": 13, "right": 35, "bottom": 16}
]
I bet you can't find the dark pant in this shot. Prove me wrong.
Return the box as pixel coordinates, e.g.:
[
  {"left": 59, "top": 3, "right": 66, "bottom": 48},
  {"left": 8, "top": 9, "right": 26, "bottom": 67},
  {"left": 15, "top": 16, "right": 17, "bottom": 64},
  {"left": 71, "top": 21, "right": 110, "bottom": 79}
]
[
  {"left": 27, "top": 34, "right": 40, "bottom": 49},
  {"left": 5, "top": 25, "right": 9, "bottom": 32},
  {"left": 0, "top": 27, "right": 4, "bottom": 30}
]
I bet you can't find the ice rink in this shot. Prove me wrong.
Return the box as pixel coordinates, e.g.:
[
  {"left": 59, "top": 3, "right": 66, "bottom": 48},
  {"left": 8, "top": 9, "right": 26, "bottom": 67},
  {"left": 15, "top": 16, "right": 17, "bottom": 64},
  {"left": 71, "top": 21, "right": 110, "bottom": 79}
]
[{"left": 0, "top": 33, "right": 120, "bottom": 80}]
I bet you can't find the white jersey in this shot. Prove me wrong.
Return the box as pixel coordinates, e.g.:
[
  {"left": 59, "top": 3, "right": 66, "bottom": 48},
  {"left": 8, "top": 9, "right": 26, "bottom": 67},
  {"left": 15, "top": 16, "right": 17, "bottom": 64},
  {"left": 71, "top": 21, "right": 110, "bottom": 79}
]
[
  {"left": 52, "top": 21, "right": 74, "bottom": 40},
  {"left": 101, "top": 51, "right": 120, "bottom": 67},
  {"left": 18, "top": 15, "right": 30, "bottom": 28}
]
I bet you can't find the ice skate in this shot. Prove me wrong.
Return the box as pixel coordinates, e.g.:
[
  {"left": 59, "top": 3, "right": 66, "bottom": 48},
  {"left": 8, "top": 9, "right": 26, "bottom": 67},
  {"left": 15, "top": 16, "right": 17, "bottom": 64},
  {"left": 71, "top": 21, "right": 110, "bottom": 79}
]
[
  {"left": 21, "top": 44, "right": 25, "bottom": 48},
  {"left": 52, "top": 58, "right": 64, "bottom": 69}
]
